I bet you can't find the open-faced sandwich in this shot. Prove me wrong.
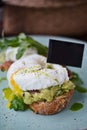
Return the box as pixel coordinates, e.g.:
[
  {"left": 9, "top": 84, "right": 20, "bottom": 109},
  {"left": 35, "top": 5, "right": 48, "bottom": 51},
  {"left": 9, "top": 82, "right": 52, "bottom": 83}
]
[
  {"left": 0, "top": 33, "right": 77, "bottom": 115},
  {"left": 3, "top": 53, "right": 75, "bottom": 115}
]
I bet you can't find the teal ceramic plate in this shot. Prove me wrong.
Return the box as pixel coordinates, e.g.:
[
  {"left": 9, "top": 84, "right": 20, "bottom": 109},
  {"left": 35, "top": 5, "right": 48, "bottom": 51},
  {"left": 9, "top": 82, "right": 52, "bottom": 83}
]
[{"left": 0, "top": 36, "right": 87, "bottom": 130}]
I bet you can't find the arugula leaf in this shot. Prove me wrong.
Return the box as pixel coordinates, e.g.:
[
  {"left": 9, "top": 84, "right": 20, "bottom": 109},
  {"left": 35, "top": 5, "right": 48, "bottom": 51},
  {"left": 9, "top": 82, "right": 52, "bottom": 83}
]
[
  {"left": 71, "top": 72, "right": 83, "bottom": 86},
  {"left": 10, "top": 95, "right": 26, "bottom": 111},
  {"left": 0, "top": 38, "right": 19, "bottom": 51},
  {"left": 16, "top": 35, "right": 48, "bottom": 59},
  {"left": 71, "top": 72, "right": 87, "bottom": 93},
  {"left": 4, "top": 38, "right": 20, "bottom": 47},
  {"left": 0, "top": 39, "right": 8, "bottom": 51},
  {"left": 75, "top": 86, "right": 87, "bottom": 93},
  {"left": 16, "top": 47, "right": 26, "bottom": 59},
  {"left": 23, "top": 37, "right": 48, "bottom": 56}
]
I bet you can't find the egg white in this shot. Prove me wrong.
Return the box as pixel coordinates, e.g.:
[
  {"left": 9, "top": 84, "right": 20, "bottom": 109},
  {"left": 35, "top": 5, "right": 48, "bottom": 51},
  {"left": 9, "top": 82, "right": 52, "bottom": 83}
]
[{"left": 7, "top": 54, "right": 69, "bottom": 93}]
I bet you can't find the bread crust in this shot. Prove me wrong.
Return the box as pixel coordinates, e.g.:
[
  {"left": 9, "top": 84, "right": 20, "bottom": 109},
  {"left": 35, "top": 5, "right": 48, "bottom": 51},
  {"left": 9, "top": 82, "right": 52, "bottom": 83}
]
[
  {"left": 30, "top": 90, "right": 74, "bottom": 115},
  {"left": 0, "top": 61, "right": 13, "bottom": 71}
]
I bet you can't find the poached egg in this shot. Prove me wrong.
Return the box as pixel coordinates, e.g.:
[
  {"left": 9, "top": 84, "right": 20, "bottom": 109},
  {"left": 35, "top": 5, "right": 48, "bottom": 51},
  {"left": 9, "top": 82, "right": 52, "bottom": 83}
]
[{"left": 7, "top": 54, "right": 69, "bottom": 95}]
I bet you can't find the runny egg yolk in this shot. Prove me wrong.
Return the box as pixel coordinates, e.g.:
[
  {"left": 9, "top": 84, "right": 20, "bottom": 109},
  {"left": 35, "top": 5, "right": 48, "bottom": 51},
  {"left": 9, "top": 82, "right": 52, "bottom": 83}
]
[{"left": 10, "top": 71, "right": 22, "bottom": 96}]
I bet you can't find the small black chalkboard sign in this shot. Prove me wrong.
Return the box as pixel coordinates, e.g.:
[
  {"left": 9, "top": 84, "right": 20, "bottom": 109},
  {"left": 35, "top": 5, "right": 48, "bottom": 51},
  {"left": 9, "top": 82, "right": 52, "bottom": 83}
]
[{"left": 47, "top": 39, "right": 84, "bottom": 67}]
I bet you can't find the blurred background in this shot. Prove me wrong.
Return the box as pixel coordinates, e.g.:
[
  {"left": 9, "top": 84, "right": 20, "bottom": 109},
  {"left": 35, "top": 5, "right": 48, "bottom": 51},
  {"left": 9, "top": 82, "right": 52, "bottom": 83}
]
[{"left": 0, "top": 0, "right": 87, "bottom": 41}]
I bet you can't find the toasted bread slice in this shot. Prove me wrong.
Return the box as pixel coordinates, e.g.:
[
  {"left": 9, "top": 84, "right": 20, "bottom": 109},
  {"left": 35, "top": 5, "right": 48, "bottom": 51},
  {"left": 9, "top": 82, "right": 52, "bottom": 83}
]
[{"left": 30, "top": 90, "right": 74, "bottom": 115}]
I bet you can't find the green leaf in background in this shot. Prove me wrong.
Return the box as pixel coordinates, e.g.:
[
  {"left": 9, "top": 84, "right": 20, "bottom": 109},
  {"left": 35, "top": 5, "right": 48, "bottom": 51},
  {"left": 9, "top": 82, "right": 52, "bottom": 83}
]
[
  {"left": 0, "top": 39, "right": 8, "bottom": 51},
  {"left": 24, "top": 36, "right": 48, "bottom": 56},
  {"left": 4, "top": 38, "right": 20, "bottom": 47},
  {"left": 0, "top": 38, "right": 19, "bottom": 51},
  {"left": 16, "top": 47, "right": 26, "bottom": 59},
  {"left": 0, "top": 33, "right": 48, "bottom": 60}
]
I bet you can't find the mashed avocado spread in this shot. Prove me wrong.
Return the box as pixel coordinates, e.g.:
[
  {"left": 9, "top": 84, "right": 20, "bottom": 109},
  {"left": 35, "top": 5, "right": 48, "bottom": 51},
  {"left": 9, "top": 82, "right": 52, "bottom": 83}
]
[
  {"left": 23, "top": 81, "right": 75, "bottom": 105},
  {"left": 3, "top": 81, "right": 75, "bottom": 110}
]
